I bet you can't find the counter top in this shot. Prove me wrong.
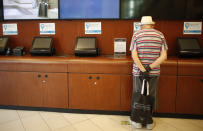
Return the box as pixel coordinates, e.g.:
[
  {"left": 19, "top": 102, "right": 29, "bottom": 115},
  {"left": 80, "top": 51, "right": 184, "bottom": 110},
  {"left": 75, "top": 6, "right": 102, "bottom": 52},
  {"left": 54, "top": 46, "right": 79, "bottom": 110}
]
[{"left": 0, "top": 55, "right": 133, "bottom": 64}]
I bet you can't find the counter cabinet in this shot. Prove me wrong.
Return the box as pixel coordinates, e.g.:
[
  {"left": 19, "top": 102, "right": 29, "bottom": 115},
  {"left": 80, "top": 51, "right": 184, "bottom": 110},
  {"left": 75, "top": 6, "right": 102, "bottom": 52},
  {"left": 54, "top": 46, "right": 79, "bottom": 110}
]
[
  {"left": 67, "top": 57, "right": 132, "bottom": 111},
  {"left": 0, "top": 56, "right": 202, "bottom": 115},
  {"left": 176, "top": 59, "right": 203, "bottom": 115},
  {"left": 69, "top": 73, "right": 121, "bottom": 110},
  {"left": 0, "top": 61, "right": 68, "bottom": 108}
]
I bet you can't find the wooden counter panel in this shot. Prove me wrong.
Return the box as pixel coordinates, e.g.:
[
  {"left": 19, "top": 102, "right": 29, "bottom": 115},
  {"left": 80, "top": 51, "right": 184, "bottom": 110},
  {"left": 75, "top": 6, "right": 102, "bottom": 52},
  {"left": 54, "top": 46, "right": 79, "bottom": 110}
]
[
  {"left": 176, "top": 76, "right": 203, "bottom": 114},
  {"left": 68, "top": 62, "right": 132, "bottom": 74},
  {"left": 0, "top": 63, "right": 68, "bottom": 72},
  {"left": 160, "top": 59, "right": 177, "bottom": 75},
  {"left": 178, "top": 59, "right": 203, "bottom": 76},
  {"left": 157, "top": 76, "right": 177, "bottom": 113},
  {"left": 120, "top": 75, "right": 133, "bottom": 111}
]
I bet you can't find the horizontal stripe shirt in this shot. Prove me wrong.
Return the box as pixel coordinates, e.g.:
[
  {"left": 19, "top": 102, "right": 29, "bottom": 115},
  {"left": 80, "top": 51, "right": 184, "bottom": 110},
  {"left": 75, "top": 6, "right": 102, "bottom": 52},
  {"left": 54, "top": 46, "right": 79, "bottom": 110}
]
[{"left": 130, "top": 28, "right": 168, "bottom": 76}]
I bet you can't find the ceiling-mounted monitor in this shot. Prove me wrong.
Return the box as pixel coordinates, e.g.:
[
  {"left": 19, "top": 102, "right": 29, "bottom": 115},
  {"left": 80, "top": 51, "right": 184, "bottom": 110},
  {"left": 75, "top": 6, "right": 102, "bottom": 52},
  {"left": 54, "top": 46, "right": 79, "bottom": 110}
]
[
  {"left": 185, "top": 0, "right": 203, "bottom": 20},
  {"left": 121, "top": 0, "right": 186, "bottom": 20},
  {"left": 0, "top": 0, "right": 3, "bottom": 21},
  {"left": 59, "top": 0, "right": 120, "bottom": 19},
  {"left": 3, "top": 0, "right": 59, "bottom": 20}
]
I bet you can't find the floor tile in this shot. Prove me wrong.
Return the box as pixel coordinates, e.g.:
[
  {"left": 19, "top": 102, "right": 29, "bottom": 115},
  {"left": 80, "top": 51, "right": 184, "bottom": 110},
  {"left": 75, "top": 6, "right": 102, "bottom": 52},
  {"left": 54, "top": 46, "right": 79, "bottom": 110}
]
[
  {"left": 73, "top": 120, "right": 102, "bottom": 131},
  {"left": 0, "top": 109, "right": 19, "bottom": 124},
  {"left": 160, "top": 118, "right": 203, "bottom": 131},
  {"left": 0, "top": 120, "right": 24, "bottom": 131},
  {"left": 151, "top": 118, "right": 180, "bottom": 131},
  {"left": 108, "top": 115, "right": 130, "bottom": 123},
  {"left": 62, "top": 113, "right": 89, "bottom": 124},
  {"left": 107, "top": 115, "right": 131, "bottom": 130},
  {"left": 54, "top": 125, "right": 78, "bottom": 131},
  {"left": 84, "top": 113, "right": 100, "bottom": 119},
  {"left": 40, "top": 111, "right": 71, "bottom": 130},
  {"left": 17, "top": 110, "right": 39, "bottom": 119},
  {"left": 0, "top": 109, "right": 203, "bottom": 131},
  {"left": 21, "top": 113, "right": 50, "bottom": 131},
  {"left": 91, "top": 115, "right": 129, "bottom": 131},
  {"left": 187, "top": 119, "right": 203, "bottom": 129}
]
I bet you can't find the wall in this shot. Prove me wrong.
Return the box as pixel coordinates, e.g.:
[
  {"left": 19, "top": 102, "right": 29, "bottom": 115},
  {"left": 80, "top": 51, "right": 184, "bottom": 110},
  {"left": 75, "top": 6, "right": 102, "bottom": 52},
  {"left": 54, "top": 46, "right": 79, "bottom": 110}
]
[{"left": 0, "top": 20, "right": 202, "bottom": 56}]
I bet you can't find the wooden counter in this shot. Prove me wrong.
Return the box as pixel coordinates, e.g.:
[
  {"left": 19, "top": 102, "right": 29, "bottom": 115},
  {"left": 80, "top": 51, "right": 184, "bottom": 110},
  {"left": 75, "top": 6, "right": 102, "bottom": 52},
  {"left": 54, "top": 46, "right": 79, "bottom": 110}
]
[{"left": 0, "top": 55, "right": 202, "bottom": 115}]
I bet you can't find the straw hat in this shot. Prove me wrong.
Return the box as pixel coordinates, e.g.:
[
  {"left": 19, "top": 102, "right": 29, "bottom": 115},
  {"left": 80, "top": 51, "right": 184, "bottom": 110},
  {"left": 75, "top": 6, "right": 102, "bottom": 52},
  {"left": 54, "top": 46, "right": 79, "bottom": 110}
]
[{"left": 140, "top": 16, "right": 155, "bottom": 25}]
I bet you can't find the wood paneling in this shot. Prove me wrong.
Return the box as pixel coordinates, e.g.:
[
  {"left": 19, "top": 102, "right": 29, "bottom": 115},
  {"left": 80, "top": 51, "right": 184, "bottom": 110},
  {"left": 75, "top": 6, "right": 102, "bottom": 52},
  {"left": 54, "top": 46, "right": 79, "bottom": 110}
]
[
  {"left": 157, "top": 76, "right": 177, "bottom": 113},
  {"left": 160, "top": 58, "right": 178, "bottom": 75},
  {"left": 1, "top": 20, "right": 202, "bottom": 56},
  {"left": 68, "top": 62, "right": 132, "bottom": 74},
  {"left": 69, "top": 73, "right": 121, "bottom": 110},
  {"left": 69, "top": 73, "right": 95, "bottom": 110},
  {"left": 0, "top": 71, "right": 68, "bottom": 108},
  {"left": 17, "top": 72, "right": 44, "bottom": 107},
  {"left": 43, "top": 73, "right": 68, "bottom": 108},
  {"left": 1, "top": 56, "right": 203, "bottom": 114},
  {"left": 94, "top": 74, "right": 120, "bottom": 110},
  {"left": 178, "top": 59, "right": 203, "bottom": 76},
  {"left": 120, "top": 75, "right": 133, "bottom": 111},
  {"left": 0, "top": 71, "right": 19, "bottom": 106},
  {"left": 176, "top": 76, "right": 203, "bottom": 115},
  {"left": 68, "top": 56, "right": 133, "bottom": 74},
  {"left": 0, "top": 63, "right": 67, "bottom": 72}
]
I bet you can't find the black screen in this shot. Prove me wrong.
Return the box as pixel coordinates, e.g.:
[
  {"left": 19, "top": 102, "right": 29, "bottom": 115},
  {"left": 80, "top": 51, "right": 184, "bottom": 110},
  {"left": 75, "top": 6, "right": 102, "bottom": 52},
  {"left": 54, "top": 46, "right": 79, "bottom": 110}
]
[
  {"left": 121, "top": 0, "right": 203, "bottom": 20},
  {"left": 0, "top": 37, "right": 8, "bottom": 48},
  {"left": 32, "top": 37, "right": 52, "bottom": 49},
  {"left": 0, "top": 1, "right": 3, "bottom": 21},
  {"left": 76, "top": 37, "right": 96, "bottom": 49},
  {"left": 185, "top": 0, "right": 203, "bottom": 19},
  {"left": 178, "top": 38, "right": 201, "bottom": 50},
  {"left": 121, "top": 0, "right": 186, "bottom": 19}
]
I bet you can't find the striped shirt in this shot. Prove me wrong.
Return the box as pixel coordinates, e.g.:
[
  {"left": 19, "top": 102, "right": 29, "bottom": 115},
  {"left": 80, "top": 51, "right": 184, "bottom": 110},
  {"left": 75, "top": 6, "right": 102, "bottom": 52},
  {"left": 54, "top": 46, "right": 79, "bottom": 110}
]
[{"left": 130, "top": 28, "right": 168, "bottom": 76}]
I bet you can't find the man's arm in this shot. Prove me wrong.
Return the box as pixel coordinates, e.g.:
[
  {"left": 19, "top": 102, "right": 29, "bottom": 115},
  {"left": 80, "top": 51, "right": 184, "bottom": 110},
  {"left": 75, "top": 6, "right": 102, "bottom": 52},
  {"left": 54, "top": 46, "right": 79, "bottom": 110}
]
[
  {"left": 131, "top": 50, "right": 146, "bottom": 72},
  {"left": 149, "top": 50, "right": 167, "bottom": 69}
]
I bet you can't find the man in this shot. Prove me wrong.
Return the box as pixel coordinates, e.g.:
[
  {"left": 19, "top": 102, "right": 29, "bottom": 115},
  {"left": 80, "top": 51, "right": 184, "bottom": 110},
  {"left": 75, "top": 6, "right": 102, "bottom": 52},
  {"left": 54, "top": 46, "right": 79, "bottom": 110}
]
[{"left": 130, "top": 16, "right": 168, "bottom": 129}]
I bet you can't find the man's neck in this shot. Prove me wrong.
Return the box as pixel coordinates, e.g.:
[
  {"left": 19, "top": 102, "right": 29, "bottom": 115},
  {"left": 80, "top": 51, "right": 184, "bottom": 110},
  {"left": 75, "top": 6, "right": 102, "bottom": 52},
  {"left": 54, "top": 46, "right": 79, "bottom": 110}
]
[{"left": 141, "top": 25, "right": 154, "bottom": 29}]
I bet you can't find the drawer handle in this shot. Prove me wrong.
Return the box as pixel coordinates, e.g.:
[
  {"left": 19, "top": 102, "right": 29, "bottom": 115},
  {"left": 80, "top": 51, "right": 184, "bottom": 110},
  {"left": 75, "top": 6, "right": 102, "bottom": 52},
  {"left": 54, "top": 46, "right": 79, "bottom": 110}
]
[
  {"left": 96, "top": 76, "right": 100, "bottom": 80},
  {"left": 38, "top": 74, "right": 41, "bottom": 78},
  {"left": 89, "top": 76, "right": 92, "bottom": 80},
  {"left": 45, "top": 74, "right": 48, "bottom": 78}
]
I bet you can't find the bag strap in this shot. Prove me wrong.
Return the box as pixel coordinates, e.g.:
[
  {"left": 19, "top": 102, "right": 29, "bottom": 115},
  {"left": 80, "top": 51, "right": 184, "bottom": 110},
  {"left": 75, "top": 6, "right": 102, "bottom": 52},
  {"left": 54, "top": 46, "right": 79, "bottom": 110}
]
[
  {"left": 141, "top": 79, "right": 145, "bottom": 95},
  {"left": 146, "top": 81, "right": 149, "bottom": 96},
  {"left": 141, "top": 79, "right": 150, "bottom": 96}
]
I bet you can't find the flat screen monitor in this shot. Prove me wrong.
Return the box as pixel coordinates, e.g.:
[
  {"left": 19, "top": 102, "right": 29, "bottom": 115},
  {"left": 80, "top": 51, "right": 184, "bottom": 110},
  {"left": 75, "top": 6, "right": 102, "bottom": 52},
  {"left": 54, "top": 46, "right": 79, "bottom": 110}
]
[
  {"left": 60, "top": 0, "right": 120, "bottom": 19},
  {"left": 31, "top": 37, "right": 53, "bottom": 50},
  {"left": 177, "top": 38, "right": 201, "bottom": 50},
  {"left": 121, "top": 0, "right": 186, "bottom": 19},
  {"left": 3, "top": 0, "right": 59, "bottom": 20},
  {"left": 0, "top": 37, "right": 9, "bottom": 48},
  {"left": 76, "top": 37, "right": 96, "bottom": 49},
  {"left": 0, "top": 1, "right": 3, "bottom": 21},
  {"left": 185, "top": 0, "right": 203, "bottom": 19}
]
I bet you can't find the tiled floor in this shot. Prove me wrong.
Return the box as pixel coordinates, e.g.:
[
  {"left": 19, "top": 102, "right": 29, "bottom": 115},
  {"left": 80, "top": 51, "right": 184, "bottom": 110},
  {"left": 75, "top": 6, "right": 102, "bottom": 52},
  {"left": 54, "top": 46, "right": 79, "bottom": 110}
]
[{"left": 0, "top": 109, "right": 203, "bottom": 131}]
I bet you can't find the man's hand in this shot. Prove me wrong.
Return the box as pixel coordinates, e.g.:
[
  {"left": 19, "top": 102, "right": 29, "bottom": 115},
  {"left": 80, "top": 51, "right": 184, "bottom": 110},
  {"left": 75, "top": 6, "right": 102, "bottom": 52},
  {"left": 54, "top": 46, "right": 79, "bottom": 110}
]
[
  {"left": 139, "top": 71, "right": 150, "bottom": 81},
  {"left": 145, "top": 65, "right": 152, "bottom": 72}
]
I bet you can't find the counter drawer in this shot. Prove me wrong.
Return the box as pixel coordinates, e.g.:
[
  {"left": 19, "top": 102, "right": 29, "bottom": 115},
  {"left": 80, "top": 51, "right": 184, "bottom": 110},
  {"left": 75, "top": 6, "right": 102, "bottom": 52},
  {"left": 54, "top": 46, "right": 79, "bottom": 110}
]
[
  {"left": 68, "top": 62, "right": 132, "bottom": 74},
  {"left": 0, "top": 63, "right": 68, "bottom": 72},
  {"left": 178, "top": 59, "right": 203, "bottom": 76}
]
